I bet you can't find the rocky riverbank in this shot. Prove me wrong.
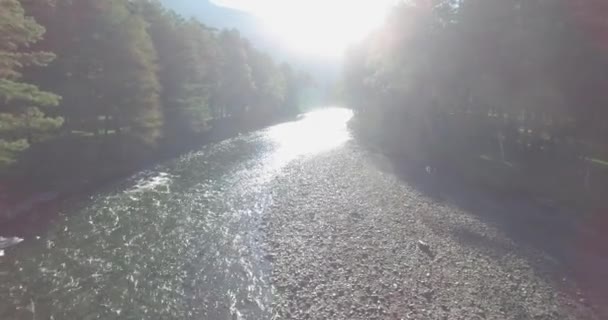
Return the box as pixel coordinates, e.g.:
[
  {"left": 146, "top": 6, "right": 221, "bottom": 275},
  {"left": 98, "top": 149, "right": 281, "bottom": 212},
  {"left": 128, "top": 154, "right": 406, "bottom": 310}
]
[{"left": 263, "top": 142, "right": 603, "bottom": 319}]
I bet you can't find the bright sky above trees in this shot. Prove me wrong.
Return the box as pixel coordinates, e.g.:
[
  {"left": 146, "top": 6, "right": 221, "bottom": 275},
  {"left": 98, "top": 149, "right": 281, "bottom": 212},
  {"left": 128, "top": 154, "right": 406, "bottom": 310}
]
[{"left": 211, "top": 0, "right": 396, "bottom": 57}]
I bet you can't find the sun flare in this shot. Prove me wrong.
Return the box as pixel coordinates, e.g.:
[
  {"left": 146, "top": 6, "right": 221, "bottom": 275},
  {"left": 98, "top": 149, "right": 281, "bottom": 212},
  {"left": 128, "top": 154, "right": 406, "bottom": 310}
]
[{"left": 213, "top": 0, "right": 396, "bottom": 58}]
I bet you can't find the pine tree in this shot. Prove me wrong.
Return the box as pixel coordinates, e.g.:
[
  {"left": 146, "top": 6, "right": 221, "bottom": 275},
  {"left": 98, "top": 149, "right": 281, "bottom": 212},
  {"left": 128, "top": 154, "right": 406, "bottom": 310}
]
[
  {"left": 216, "top": 29, "right": 255, "bottom": 118},
  {"left": 24, "top": 0, "right": 162, "bottom": 146},
  {"left": 248, "top": 49, "right": 286, "bottom": 116},
  {"left": 0, "top": 0, "right": 62, "bottom": 167},
  {"left": 139, "top": 0, "right": 217, "bottom": 137},
  {"left": 110, "top": 3, "right": 163, "bottom": 145}
]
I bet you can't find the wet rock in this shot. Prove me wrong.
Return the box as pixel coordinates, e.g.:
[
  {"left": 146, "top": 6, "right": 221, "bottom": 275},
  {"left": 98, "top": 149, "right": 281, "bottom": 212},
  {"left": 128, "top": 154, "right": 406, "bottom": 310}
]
[{"left": 417, "top": 240, "right": 433, "bottom": 257}]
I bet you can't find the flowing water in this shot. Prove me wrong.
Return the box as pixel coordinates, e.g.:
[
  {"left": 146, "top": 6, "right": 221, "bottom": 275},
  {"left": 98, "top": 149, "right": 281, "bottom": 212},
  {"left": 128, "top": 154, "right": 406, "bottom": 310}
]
[{"left": 0, "top": 108, "right": 352, "bottom": 320}]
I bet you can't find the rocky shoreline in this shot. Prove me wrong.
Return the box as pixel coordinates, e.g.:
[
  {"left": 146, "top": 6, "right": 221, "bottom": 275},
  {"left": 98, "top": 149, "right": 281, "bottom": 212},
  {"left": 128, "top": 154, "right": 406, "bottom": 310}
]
[{"left": 263, "top": 142, "right": 602, "bottom": 319}]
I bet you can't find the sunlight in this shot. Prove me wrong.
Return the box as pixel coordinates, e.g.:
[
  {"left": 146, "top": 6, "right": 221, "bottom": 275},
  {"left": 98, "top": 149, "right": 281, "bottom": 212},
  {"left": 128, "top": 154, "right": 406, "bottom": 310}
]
[
  {"left": 212, "top": 0, "right": 396, "bottom": 57},
  {"left": 266, "top": 107, "right": 353, "bottom": 164}
]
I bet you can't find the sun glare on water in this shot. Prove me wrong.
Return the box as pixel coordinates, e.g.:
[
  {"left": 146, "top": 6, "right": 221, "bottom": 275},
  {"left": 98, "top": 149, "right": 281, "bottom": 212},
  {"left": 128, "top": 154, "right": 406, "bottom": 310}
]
[
  {"left": 267, "top": 108, "right": 353, "bottom": 165},
  {"left": 213, "top": 0, "right": 396, "bottom": 58}
]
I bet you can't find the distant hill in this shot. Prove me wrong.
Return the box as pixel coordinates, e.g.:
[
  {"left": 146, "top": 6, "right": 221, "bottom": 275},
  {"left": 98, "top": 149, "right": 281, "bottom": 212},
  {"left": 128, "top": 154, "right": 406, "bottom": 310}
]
[
  {"left": 159, "top": 0, "right": 339, "bottom": 97},
  {"left": 159, "top": 0, "right": 280, "bottom": 54},
  {"left": 159, "top": 1, "right": 255, "bottom": 34}
]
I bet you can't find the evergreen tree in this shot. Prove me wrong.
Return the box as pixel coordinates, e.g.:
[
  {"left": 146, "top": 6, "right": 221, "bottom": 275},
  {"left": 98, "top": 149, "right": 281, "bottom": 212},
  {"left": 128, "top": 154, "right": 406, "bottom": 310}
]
[
  {"left": 25, "top": 0, "right": 162, "bottom": 145},
  {"left": 139, "top": 1, "right": 217, "bottom": 137},
  {"left": 0, "top": 0, "right": 62, "bottom": 167},
  {"left": 248, "top": 49, "right": 286, "bottom": 116},
  {"left": 2, "top": 0, "right": 304, "bottom": 188},
  {"left": 216, "top": 29, "right": 255, "bottom": 118}
]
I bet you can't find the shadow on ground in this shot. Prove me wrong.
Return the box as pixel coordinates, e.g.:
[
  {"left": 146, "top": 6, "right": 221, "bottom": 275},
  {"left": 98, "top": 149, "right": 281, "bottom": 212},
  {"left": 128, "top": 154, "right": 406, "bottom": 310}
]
[{"left": 365, "top": 148, "right": 608, "bottom": 317}]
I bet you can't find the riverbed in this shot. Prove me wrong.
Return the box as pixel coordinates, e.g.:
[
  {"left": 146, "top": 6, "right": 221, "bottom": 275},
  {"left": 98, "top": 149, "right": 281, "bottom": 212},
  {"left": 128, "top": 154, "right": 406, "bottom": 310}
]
[
  {"left": 0, "top": 108, "right": 352, "bottom": 319},
  {"left": 0, "top": 107, "right": 604, "bottom": 319}
]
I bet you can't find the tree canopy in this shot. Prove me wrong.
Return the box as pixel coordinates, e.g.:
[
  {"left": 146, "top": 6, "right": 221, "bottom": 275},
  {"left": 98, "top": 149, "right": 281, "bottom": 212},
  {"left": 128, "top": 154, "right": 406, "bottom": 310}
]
[
  {"left": 0, "top": 0, "right": 62, "bottom": 166},
  {"left": 0, "top": 0, "right": 309, "bottom": 191},
  {"left": 342, "top": 0, "right": 608, "bottom": 210}
]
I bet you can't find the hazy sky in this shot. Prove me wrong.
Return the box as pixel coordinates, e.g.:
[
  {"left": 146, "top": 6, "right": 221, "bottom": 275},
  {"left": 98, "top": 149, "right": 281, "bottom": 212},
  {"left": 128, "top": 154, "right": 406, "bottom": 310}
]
[
  {"left": 210, "top": 0, "right": 396, "bottom": 58},
  {"left": 160, "top": 0, "right": 396, "bottom": 84}
]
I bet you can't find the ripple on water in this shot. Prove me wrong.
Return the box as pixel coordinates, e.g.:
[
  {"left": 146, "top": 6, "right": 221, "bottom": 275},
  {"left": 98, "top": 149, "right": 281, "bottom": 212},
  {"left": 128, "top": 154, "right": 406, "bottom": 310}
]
[
  {"left": 127, "top": 172, "right": 175, "bottom": 194},
  {"left": 0, "top": 108, "right": 353, "bottom": 319}
]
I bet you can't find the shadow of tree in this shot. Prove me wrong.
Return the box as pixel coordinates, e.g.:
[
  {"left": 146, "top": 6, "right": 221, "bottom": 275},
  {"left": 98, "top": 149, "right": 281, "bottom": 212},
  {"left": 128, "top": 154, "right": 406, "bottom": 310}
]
[{"left": 365, "top": 148, "right": 608, "bottom": 317}]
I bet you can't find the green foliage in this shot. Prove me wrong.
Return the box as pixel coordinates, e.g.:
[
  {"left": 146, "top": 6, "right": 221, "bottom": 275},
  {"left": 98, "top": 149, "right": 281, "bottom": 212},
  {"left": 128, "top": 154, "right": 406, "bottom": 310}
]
[
  {"left": 109, "top": 2, "right": 163, "bottom": 145},
  {"left": 0, "top": 0, "right": 307, "bottom": 189},
  {"left": 343, "top": 0, "right": 608, "bottom": 210},
  {"left": 215, "top": 29, "right": 256, "bottom": 117},
  {"left": 0, "top": 0, "right": 62, "bottom": 167},
  {"left": 0, "top": 139, "right": 28, "bottom": 166},
  {"left": 0, "top": 79, "right": 60, "bottom": 105},
  {"left": 139, "top": 1, "right": 217, "bottom": 136},
  {"left": 28, "top": 0, "right": 164, "bottom": 145},
  {"left": 138, "top": 1, "right": 305, "bottom": 129}
]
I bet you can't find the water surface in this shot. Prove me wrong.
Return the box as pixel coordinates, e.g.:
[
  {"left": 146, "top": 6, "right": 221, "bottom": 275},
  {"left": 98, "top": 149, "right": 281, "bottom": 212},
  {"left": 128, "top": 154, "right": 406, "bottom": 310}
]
[{"left": 0, "top": 108, "right": 352, "bottom": 320}]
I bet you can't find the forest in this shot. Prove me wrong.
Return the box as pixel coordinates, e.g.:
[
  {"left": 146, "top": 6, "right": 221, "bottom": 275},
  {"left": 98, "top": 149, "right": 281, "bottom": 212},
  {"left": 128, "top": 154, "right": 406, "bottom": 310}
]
[
  {"left": 1, "top": 1, "right": 607, "bottom": 318},
  {"left": 3, "top": 0, "right": 608, "bottom": 215},
  {"left": 342, "top": 0, "right": 608, "bottom": 212},
  {"left": 0, "top": 0, "right": 307, "bottom": 197}
]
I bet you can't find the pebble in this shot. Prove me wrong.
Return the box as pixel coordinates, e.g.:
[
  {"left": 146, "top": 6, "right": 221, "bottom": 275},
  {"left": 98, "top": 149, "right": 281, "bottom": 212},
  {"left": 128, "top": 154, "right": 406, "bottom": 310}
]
[{"left": 264, "top": 145, "right": 600, "bottom": 320}]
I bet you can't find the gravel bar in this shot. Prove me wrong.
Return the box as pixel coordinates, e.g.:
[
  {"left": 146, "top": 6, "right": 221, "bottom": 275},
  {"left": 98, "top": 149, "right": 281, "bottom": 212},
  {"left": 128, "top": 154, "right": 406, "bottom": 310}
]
[{"left": 262, "top": 142, "right": 601, "bottom": 320}]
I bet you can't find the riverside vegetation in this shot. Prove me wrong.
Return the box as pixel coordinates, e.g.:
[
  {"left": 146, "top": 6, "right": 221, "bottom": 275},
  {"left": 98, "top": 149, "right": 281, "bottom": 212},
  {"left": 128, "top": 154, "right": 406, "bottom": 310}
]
[
  {"left": 342, "top": 0, "right": 608, "bottom": 215},
  {"left": 0, "top": 0, "right": 310, "bottom": 217}
]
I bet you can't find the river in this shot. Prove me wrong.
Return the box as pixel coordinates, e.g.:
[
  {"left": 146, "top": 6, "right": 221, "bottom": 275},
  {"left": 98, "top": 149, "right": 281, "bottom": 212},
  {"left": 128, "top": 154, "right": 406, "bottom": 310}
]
[{"left": 0, "top": 108, "right": 353, "bottom": 320}]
